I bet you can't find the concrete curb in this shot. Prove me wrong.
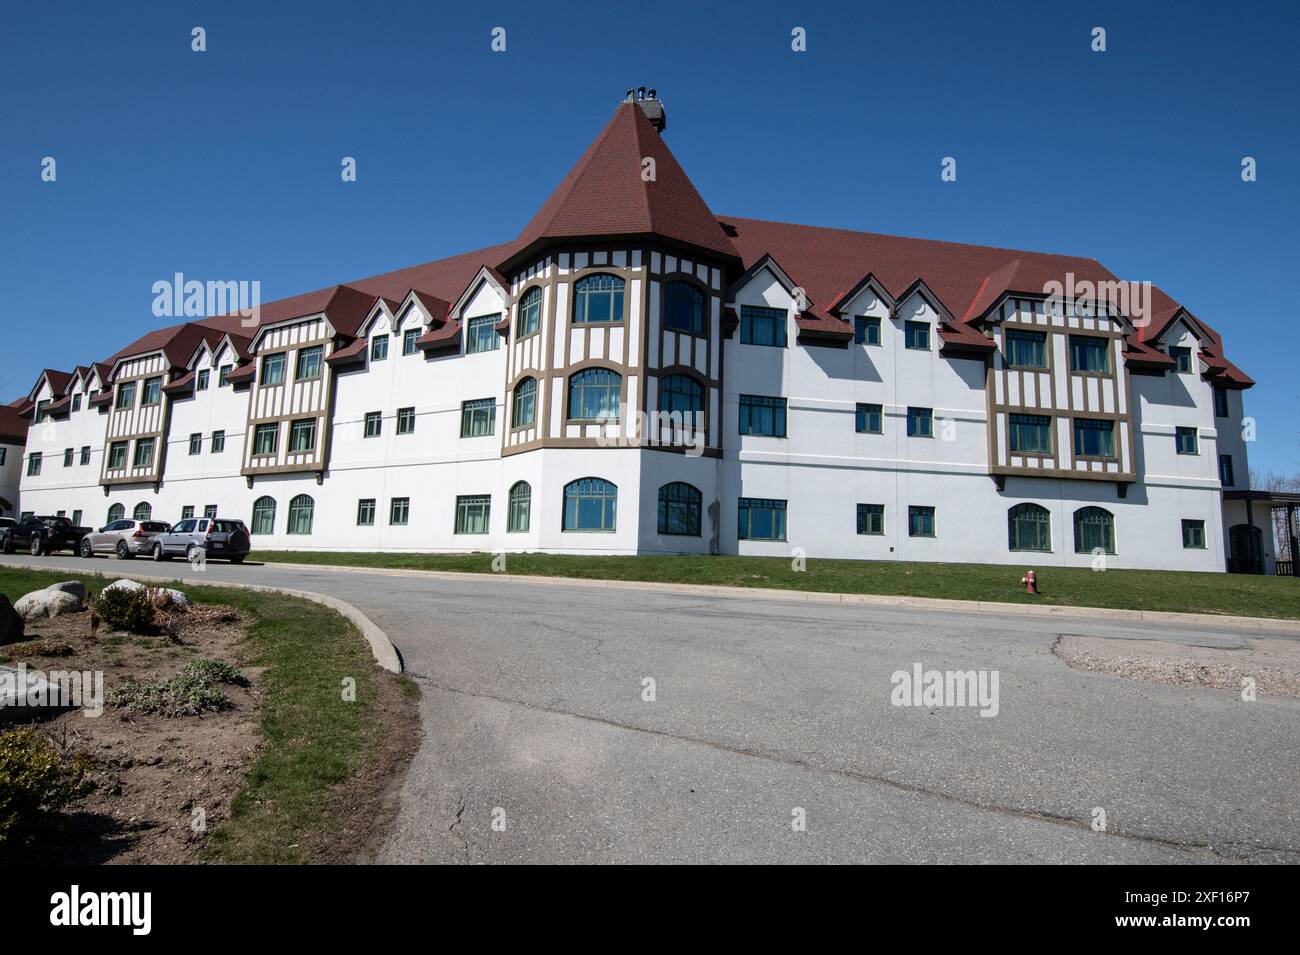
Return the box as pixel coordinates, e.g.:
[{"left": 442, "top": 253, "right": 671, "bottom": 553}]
[
  {"left": 257, "top": 560, "right": 1300, "bottom": 635},
  {"left": 0, "top": 561, "right": 403, "bottom": 674}
]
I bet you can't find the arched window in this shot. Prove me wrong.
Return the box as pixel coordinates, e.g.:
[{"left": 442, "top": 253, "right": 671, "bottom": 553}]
[
  {"left": 133, "top": 502, "right": 152, "bottom": 522},
  {"left": 658, "top": 482, "right": 702, "bottom": 536},
  {"left": 1008, "top": 503, "right": 1051, "bottom": 552},
  {"left": 513, "top": 377, "right": 538, "bottom": 428},
  {"left": 663, "top": 281, "right": 705, "bottom": 335},
  {"left": 517, "top": 286, "right": 542, "bottom": 337},
  {"left": 287, "top": 494, "right": 315, "bottom": 535},
  {"left": 658, "top": 373, "right": 704, "bottom": 417},
  {"left": 251, "top": 496, "right": 276, "bottom": 535},
  {"left": 568, "top": 368, "right": 621, "bottom": 421},
  {"left": 572, "top": 274, "right": 625, "bottom": 324},
  {"left": 563, "top": 478, "right": 617, "bottom": 532},
  {"left": 1073, "top": 506, "right": 1115, "bottom": 555},
  {"left": 508, "top": 481, "right": 531, "bottom": 533},
  {"left": 107, "top": 503, "right": 125, "bottom": 524}
]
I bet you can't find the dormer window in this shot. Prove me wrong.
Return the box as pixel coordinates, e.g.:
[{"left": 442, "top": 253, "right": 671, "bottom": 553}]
[
  {"left": 739, "top": 305, "right": 786, "bottom": 347},
  {"left": 402, "top": 328, "right": 419, "bottom": 355},
  {"left": 572, "top": 274, "right": 625, "bottom": 324},
  {"left": 370, "top": 336, "right": 388, "bottom": 362},
  {"left": 71, "top": 393, "right": 81, "bottom": 413},
  {"left": 1168, "top": 346, "right": 1193, "bottom": 373},
  {"left": 466, "top": 315, "right": 500, "bottom": 353},
  {"left": 296, "top": 345, "right": 323, "bottom": 380},
  {"left": 904, "top": 321, "right": 930, "bottom": 350},
  {"left": 196, "top": 369, "right": 210, "bottom": 391}
]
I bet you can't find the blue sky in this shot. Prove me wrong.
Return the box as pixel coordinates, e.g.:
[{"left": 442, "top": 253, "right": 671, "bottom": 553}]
[{"left": 1, "top": 0, "right": 1296, "bottom": 474}]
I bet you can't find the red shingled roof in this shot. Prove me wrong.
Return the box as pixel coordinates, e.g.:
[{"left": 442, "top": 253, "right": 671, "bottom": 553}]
[
  {"left": 0, "top": 401, "right": 29, "bottom": 443},
  {"left": 507, "top": 102, "right": 738, "bottom": 268}
]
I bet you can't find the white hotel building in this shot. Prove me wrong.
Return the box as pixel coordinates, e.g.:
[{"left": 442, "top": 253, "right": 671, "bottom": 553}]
[{"left": 11, "top": 92, "right": 1273, "bottom": 572}]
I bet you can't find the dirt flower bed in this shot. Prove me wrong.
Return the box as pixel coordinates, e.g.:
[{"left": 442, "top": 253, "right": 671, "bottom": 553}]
[{"left": 6, "top": 597, "right": 260, "bottom": 863}]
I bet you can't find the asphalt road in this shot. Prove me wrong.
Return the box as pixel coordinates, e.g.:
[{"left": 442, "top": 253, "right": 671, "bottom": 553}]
[{"left": 5, "top": 553, "right": 1298, "bottom": 864}]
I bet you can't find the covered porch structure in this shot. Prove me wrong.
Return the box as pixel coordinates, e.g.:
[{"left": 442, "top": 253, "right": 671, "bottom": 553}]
[{"left": 1224, "top": 489, "right": 1300, "bottom": 576}]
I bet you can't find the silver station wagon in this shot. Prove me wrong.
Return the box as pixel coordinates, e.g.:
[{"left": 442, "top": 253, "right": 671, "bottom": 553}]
[
  {"left": 151, "top": 517, "right": 251, "bottom": 564},
  {"left": 79, "top": 519, "right": 172, "bottom": 559}
]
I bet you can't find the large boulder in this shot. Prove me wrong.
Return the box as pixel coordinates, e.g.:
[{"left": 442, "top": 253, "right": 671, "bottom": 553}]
[
  {"left": 103, "top": 579, "right": 191, "bottom": 609},
  {"left": 14, "top": 587, "right": 83, "bottom": 622},
  {"left": 0, "top": 594, "right": 24, "bottom": 645},
  {"left": 46, "top": 580, "right": 88, "bottom": 604}
]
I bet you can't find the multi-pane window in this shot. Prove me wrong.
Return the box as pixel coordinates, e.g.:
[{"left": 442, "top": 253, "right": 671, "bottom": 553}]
[
  {"left": 181, "top": 506, "right": 195, "bottom": 520},
  {"left": 461, "top": 399, "right": 496, "bottom": 437},
  {"left": 663, "top": 281, "right": 705, "bottom": 335},
  {"left": 1175, "top": 426, "right": 1199, "bottom": 455},
  {"left": 563, "top": 478, "right": 617, "bottom": 532},
  {"left": 904, "top": 321, "right": 930, "bottom": 350},
  {"left": 396, "top": 407, "right": 415, "bottom": 435},
  {"left": 739, "top": 395, "right": 787, "bottom": 437},
  {"left": 133, "top": 438, "right": 156, "bottom": 468},
  {"left": 141, "top": 377, "right": 162, "bottom": 405},
  {"left": 572, "top": 274, "right": 625, "bottom": 324},
  {"left": 189, "top": 433, "right": 202, "bottom": 455},
  {"left": 1004, "top": 329, "right": 1047, "bottom": 368},
  {"left": 71, "top": 510, "right": 82, "bottom": 527},
  {"left": 356, "top": 499, "right": 375, "bottom": 526},
  {"left": 1073, "top": 418, "right": 1115, "bottom": 457},
  {"left": 854, "top": 316, "right": 881, "bottom": 345},
  {"left": 1213, "top": 386, "right": 1229, "bottom": 418},
  {"left": 287, "top": 494, "right": 314, "bottom": 534},
  {"left": 251, "top": 496, "right": 276, "bottom": 535},
  {"left": 402, "top": 328, "right": 419, "bottom": 356},
  {"left": 356, "top": 496, "right": 377, "bottom": 527},
  {"left": 35, "top": 400, "right": 50, "bottom": 422},
  {"left": 658, "top": 482, "right": 702, "bottom": 536},
  {"left": 1219, "top": 454, "right": 1234, "bottom": 486},
  {"left": 107, "top": 504, "right": 125, "bottom": 523},
  {"left": 1169, "top": 346, "right": 1193, "bottom": 373},
  {"left": 567, "top": 369, "right": 620, "bottom": 421},
  {"left": 507, "top": 482, "right": 531, "bottom": 533},
  {"left": 906, "top": 407, "right": 933, "bottom": 438},
  {"left": 454, "top": 495, "right": 490, "bottom": 534},
  {"left": 908, "top": 505, "right": 936, "bottom": 538},
  {"left": 261, "top": 353, "right": 286, "bottom": 386},
  {"left": 218, "top": 364, "right": 232, "bottom": 386},
  {"left": 63, "top": 448, "right": 73, "bottom": 467},
  {"left": 738, "top": 497, "right": 787, "bottom": 541},
  {"left": 116, "top": 381, "right": 136, "bottom": 409},
  {"left": 856, "top": 503, "right": 884, "bottom": 536},
  {"left": 370, "top": 336, "right": 389, "bottom": 362},
  {"left": 513, "top": 379, "right": 537, "bottom": 428},
  {"left": 467, "top": 315, "right": 500, "bottom": 352},
  {"left": 203, "top": 505, "right": 218, "bottom": 519},
  {"left": 253, "top": 423, "right": 278, "bottom": 456},
  {"left": 390, "top": 497, "right": 410, "bottom": 526},
  {"left": 739, "top": 305, "right": 787, "bottom": 347},
  {"left": 1008, "top": 503, "right": 1051, "bottom": 552},
  {"left": 1181, "top": 519, "right": 1206, "bottom": 549},
  {"left": 518, "top": 287, "right": 542, "bottom": 337},
  {"left": 1074, "top": 506, "right": 1116, "bottom": 554},
  {"left": 71, "top": 394, "right": 81, "bottom": 412},
  {"left": 856, "top": 403, "right": 882, "bottom": 434},
  {"left": 196, "top": 369, "right": 210, "bottom": 391},
  {"left": 211, "top": 430, "right": 225, "bottom": 453},
  {"left": 1009, "top": 413, "right": 1052, "bottom": 454},
  {"left": 26, "top": 453, "right": 42, "bottom": 476},
  {"left": 107, "top": 442, "right": 127, "bottom": 469},
  {"left": 364, "top": 411, "right": 382, "bottom": 438},
  {"left": 1068, "top": 335, "right": 1111, "bottom": 373},
  {"left": 289, "top": 418, "right": 317, "bottom": 453},
  {"left": 658, "top": 374, "right": 703, "bottom": 418},
  {"left": 296, "top": 345, "right": 323, "bottom": 380},
  {"left": 79, "top": 446, "right": 90, "bottom": 465},
  {"left": 133, "top": 502, "right": 152, "bottom": 522}
]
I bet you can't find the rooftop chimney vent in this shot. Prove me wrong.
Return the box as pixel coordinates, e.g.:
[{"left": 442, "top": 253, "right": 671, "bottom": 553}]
[{"left": 626, "top": 86, "right": 666, "bottom": 133}]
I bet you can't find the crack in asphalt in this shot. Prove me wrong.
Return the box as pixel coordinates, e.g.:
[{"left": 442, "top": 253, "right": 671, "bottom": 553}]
[{"left": 405, "top": 670, "right": 1299, "bottom": 863}]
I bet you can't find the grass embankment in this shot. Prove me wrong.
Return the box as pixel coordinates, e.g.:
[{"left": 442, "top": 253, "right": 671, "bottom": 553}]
[
  {"left": 0, "top": 567, "right": 413, "bottom": 863},
  {"left": 253, "top": 551, "right": 1300, "bottom": 620}
]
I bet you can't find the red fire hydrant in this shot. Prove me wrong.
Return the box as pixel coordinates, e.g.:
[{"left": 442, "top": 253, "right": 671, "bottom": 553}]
[{"left": 1022, "top": 570, "right": 1039, "bottom": 595}]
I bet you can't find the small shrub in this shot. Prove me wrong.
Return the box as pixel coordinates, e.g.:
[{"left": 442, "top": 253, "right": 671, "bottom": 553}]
[
  {"left": 182, "top": 659, "right": 247, "bottom": 686},
  {"left": 92, "top": 586, "right": 155, "bottom": 633},
  {"left": 0, "top": 729, "right": 90, "bottom": 849},
  {"left": 108, "top": 661, "right": 239, "bottom": 717}
]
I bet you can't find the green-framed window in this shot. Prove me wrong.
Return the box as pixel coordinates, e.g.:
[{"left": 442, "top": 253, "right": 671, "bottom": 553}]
[
  {"left": 390, "top": 497, "right": 410, "bottom": 526},
  {"left": 251, "top": 496, "right": 276, "bottom": 535},
  {"left": 1074, "top": 506, "right": 1115, "bottom": 554},
  {"left": 396, "top": 407, "right": 415, "bottom": 435},
  {"left": 854, "top": 316, "right": 881, "bottom": 345},
  {"left": 518, "top": 286, "right": 542, "bottom": 337},
  {"left": 1181, "top": 519, "right": 1206, "bottom": 549},
  {"left": 261, "top": 353, "right": 286, "bottom": 386},
  {"left": 211, "top": 430, "right": 225, "bottom": 453},
  {"left": 1004, "top": 329, "right": 1047, "bottom": 369},
  {"left": 739, "top": 394, "right": 786, "bottom": 437},
  {"left": 563, "top": 478, "right": 617, "bottom": 532},
  {"left": 1068, "top": 335, "right": 1110, "bottom": 373},
  {"left": 856, "top": 403, "right": 882, "bottom": 434},
  {"left": 512, "top": 379, "right": 537, "bottom": 428},
  {"left": 658, "top": 482, "right": 702, "bottom": 536},
  {"left": 658, "top": 374, "right": 703, "bottom": 417},
  {"left": 1169, "top": 346, "right": 1193, "bottom": 373},
  {"left": 1072, "top": 418, "right": 1115, "bottom": 457},
  {"left": 357, "top": 499, "right": 376, "bottom": 526},
  {"left": 189, "top": 433, "right": 202, "bottom": 455},
  {"left": 364, "top": 411, "right": 382, "bottom": 438},
  {"left": 287, "top": 494, "right": 314, "bottom": 535},
  {"left": 663, "top": 281, "right": 705, "bottom": 335},
  {"left": 738, "top": 497, "right": 786, "bottom": 541},
  {"left": 107, "top": 442, "right": 127, "bottom": 469},
  {"left": 370, "top": 336, "right": 388, "bottom": 362},
  {"left": 857, "top": 503, "right": 884, "bottom": 536},
  {"left": 454, "top": 495, "right": 490, "bottom": 534},
  {"left": 908, "top": 505, "right": 936, "bottom": 538},
  {"left": 252, "top": 423, "right": 278, "bottom": 456},
  {"left": 1175, "top": 427, "right": 1199, "bottom": 455},
  {"left": 402, "top": 328, "right": 419, "bottom": 355},
  {"left": 461, "top": 398, "right": 496, "bottom": 437},
  {"left": 904, "top": 321, "right": 930, "bottom": 350},
  {"left": 906, "top": 407, "right": 933, "bottom": 438},
  {"left": 295, "top": 345, "right": 323, "bottom": 380},
  {"left": 507, "top": 482, "right": 531, "bottom": 533},
  {"left": 572, "top": 274, "right": 625, "bottom": 324},
  {"left": 141, "top": 377, "right": 162, "bottom": 405},
  {"left": 116, "top": 381, "right": 136, "bottom": 409},
  {"left": 1009, "top": 413, "right": 1052, "bottom": 454},
  {"left": 132, "top": 438, "right": 156, "bottom": 468},
  {"left": 466, "top": 315, "right": 500, "bottom": 352},
  {"left": 567, "top": 369, "right": 620, "bottom": 421},
  {"left": 739, "top": 305, "right": 786, "bottom": 347},
  {"left": 1008, "top": 503, "right": 1051, "bottom": 552},
  {"left": 289, "top": 418, "right": 316, "bottom": 452}
]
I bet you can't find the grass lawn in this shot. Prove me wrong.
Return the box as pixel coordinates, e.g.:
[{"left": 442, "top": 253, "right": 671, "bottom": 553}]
[
  {"left": 0, "top": 567, "right": 410, "bottom": 863},
  {"left": 254, "top": 550, "right": 1300, "bottom": 620}
]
